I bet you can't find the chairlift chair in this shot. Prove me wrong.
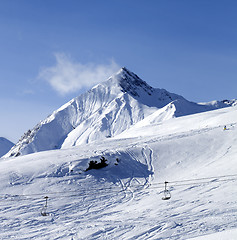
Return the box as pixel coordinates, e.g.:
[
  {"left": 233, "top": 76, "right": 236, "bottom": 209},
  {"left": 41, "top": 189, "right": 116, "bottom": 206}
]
[
  {"left": 41, "top": 196, "right": 49, "bottom": 216},
  {"left": 162, "top": 181, "right": 171, "bottom": 200}
]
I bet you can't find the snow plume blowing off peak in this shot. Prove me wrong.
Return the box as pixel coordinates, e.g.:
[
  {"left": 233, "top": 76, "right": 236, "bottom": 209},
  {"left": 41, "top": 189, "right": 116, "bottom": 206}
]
[
  {"left": 38, "top": 53, "right": 120, "bottom": 95},
  {"left": 4, "top": 67, "right": 236, "bottom": 158}
]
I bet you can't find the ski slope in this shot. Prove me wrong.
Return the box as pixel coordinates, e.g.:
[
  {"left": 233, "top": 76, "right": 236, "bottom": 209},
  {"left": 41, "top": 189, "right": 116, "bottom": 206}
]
[
  {"left": 0, "top": 105, "right": 237, "bottom": 239},
  {"left": 190, "top": 228, "right": 237, "bottom": 240}
]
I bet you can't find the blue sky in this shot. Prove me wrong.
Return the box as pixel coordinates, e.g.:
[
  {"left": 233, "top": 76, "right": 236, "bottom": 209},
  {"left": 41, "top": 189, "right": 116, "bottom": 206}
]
[{"left": 0, "top": 0, "right": 237, "bottom": 142}]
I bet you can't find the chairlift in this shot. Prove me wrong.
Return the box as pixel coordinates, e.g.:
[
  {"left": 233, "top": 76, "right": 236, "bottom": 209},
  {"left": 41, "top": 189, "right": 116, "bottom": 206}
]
[
  {"left": 41, "top": 196, "right": 49, "bottom": 216},
  {"left": 162, "top": 181, "right": 171, "bottom": 200}
]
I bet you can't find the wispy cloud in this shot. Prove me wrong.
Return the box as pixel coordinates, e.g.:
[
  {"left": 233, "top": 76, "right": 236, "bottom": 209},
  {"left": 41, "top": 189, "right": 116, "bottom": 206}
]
[{"left": 38, "top": 53, "right": 120, "bottom": 95}]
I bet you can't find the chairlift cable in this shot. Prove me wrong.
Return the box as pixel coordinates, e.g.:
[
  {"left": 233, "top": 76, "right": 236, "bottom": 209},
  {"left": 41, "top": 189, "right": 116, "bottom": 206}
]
[
  {"left": 168, "top": 173, "right": 237, "bottom": 184},
  {"left": 0, "top": 172, "right": 237, "bottom": 201}
]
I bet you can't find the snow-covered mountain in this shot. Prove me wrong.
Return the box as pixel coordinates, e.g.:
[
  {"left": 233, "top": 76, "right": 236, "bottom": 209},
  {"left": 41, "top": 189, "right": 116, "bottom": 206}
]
[
  {"left": 1, "top": 67, "right": 237, "bottom": 239},
  {"left": 4, "top": 67, "right": 236, "bottom": 158},
  {"left": 0, "top": 137, "right": 14, "bottom": 158}
]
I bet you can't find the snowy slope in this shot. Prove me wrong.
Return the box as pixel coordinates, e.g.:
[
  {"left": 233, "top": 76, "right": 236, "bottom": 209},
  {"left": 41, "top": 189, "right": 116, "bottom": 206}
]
[
  {"left": 0, "top": 105, "right": 237, "bottom": 239},
  {"left": 190, "top": 228, "right": 237, "bottom": 240},
  {"left": 0, "top": 137, "right": 14, "bottom": 157},
  {"left": 4, "top": 68, "right": 235, "bottom": 158}
]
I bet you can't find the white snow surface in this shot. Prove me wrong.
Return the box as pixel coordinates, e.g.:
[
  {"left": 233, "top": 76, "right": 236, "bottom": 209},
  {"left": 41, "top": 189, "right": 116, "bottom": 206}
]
[
  {"left": 0, "top": 104, "right": 237, "bottom": 239},
  {"left": 190, "top": 228, "right": 237, "bottom": 240},
  {"left": 4, "top": 67, "right": 234, "bottom": 158},
  {"left": 0, "top": 137, "right": 14, "bottom": 157}
]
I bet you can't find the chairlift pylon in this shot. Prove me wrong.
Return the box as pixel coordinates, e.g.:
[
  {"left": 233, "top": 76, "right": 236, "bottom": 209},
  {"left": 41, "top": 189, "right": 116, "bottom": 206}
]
[
  {"left": 41, "top": 196, "right": 49, "bottom": 216},
  {"left": 162, "top": 181, "right": 171, "bottom": 200}
]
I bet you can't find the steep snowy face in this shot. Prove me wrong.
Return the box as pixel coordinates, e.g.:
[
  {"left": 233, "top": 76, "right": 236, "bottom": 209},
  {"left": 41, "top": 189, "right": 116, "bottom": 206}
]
[
  {"left": 116, "top": 67, "right": 153, "bottom": 97},
  {"left": 5, "top": 67, "right": 173, "bottom": 157},
  {"left": 0, "top": 137, "right": 14, "bottom": 158},
  {"left": 115, "top": 67, "right": 185, "bottom": 107}
]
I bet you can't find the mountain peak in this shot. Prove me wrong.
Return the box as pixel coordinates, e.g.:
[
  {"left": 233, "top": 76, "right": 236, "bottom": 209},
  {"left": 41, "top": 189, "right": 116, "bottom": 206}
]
[
  {"left": 114, "top": 67, "right": 153, "bottom": 97},
  {"left": 0, "top": 137, "right": 14, "bottom": 158}
]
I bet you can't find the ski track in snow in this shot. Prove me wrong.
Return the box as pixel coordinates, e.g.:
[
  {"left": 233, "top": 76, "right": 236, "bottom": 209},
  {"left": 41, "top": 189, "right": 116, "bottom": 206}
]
[
  {"left": 141, "top": 145, "right": 154, "bottom": 183},
  {"left": 1, "top": 172, "right": 237, "bottom": 240}
]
